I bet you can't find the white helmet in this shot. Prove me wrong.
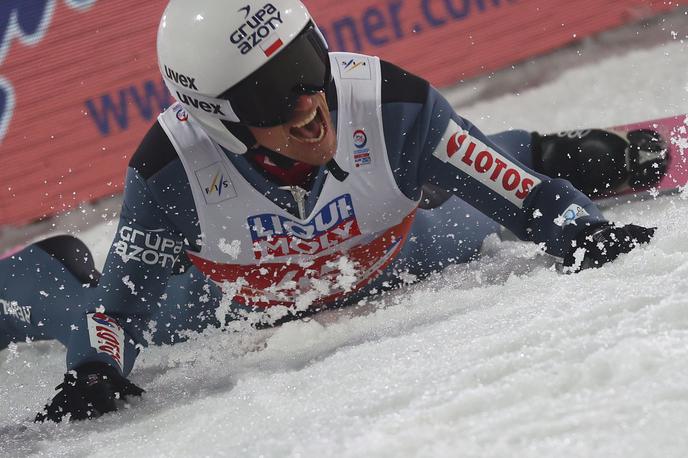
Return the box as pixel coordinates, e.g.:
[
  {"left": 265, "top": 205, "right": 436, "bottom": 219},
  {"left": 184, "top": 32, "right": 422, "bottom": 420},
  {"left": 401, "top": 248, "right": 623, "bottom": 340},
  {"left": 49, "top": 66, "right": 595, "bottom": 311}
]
[{"left": 157, "top": 0, "right": 330, "bottom": 153}]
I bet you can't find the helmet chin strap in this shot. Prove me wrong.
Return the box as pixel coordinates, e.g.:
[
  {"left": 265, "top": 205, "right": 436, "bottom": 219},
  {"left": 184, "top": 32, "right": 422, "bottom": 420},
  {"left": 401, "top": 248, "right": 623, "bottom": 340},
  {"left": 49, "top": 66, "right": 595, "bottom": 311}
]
[
  {"left": 220, "top": 120, "right": 257, "bottom": 153},
  {"left": 326, "top": 158, "right": 349, "bottom": 182},
  {"left": 256, "top": 148, "right": 348, "bottom": 182}
]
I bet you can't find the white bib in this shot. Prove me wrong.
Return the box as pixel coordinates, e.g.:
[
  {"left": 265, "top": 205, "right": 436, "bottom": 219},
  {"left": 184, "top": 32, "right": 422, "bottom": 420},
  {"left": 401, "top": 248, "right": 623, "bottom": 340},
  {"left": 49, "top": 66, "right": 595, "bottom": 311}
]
[{"left": 159, "top": 52, "right": 418, "bottom": 309}]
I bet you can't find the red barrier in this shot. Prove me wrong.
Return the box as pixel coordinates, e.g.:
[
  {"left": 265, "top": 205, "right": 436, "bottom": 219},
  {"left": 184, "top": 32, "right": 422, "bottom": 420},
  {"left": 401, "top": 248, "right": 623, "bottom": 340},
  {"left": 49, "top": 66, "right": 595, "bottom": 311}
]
[{"left": 0, "top": 0, "right": 685, "bottom": 226}]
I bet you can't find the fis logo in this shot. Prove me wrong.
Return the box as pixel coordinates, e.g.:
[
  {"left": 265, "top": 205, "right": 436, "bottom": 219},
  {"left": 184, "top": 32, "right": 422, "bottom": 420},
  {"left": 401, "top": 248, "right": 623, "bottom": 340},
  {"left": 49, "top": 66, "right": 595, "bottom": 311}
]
[
  {"left": 230, "top": 3, "right": 284, "bottom": 55},
  {"left": 195, "top": 162, "right": 237, "bottom": 204},
  {"left": 342, "top": 59, "right": 366, "bottom": 72},
  {"left": 434, "top": 120, "right": 542, "bottom": 208},
  {"left": 248, "top": 194, "right": 362, "bottom": 259},
  {"left": 205, "top": 170, "right": 229, "bottom": 197},
  {"left": 87, "top": 312, "right": 125, "bottom": 372},
  {"left": 336, "top": 56, "right": 372, "bottom": 80}
]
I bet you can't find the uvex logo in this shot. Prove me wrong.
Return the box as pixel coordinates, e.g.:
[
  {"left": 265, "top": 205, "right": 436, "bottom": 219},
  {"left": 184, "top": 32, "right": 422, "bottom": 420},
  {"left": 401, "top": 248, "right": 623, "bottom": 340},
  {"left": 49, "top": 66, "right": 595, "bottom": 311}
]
[
  {"left": 176, "top": 91, "right": 226, "bottom": 116},
  {"left": 164, "top": 65, "right": 198, "bottom": 90}
]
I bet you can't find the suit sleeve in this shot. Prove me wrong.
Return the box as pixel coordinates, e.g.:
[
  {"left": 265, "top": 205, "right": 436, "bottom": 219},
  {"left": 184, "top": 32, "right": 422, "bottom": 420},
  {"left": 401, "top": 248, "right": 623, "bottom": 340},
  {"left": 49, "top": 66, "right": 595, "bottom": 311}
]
[
  {"left": 420, "top": 105, "right": 607, "bottom": 257},
  {"left": 380, "top": 61, "right": 608, "bottom": 258},
  {"left": 65, "top": 169, "right": 186, "bottom": 376}
]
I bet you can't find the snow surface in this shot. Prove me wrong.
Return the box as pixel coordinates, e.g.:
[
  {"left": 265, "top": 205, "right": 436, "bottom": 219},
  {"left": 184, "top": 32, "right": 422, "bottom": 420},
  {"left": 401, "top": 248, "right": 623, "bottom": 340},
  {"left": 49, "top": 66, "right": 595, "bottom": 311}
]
[{"left": 3, "top": 35, "right": 688, "bottom": 458}]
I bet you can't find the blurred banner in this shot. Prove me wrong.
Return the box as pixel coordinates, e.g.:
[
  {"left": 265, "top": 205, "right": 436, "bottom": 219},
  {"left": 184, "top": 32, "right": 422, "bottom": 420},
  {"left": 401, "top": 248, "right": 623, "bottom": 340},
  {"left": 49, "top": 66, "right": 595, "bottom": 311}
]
[{"left": 0, "top": 0, "right": 684, "bottom": 225}]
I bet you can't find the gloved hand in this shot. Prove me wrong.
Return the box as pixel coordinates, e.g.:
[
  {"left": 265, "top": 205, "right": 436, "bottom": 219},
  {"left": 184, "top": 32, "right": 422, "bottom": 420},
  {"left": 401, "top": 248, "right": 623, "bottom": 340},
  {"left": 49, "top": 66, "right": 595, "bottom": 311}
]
[
  {"left": 626, "top": 129, "right": 669, "bottom": 189},
  {"left": 563, "top": 223, "right": 655, "bottom": 273},
  {"left": 533, "top": 128, "right": 669, "bottom": 197},
  {"left": 35, "top": 362, "right": 144, "bottom": 423}
]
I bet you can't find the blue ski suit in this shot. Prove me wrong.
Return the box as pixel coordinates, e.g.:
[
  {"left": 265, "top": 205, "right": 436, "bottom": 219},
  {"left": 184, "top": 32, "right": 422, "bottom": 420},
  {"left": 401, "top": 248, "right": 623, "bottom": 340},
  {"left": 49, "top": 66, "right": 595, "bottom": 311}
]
[{"left": 0, "top": 57, "right": 607, "bottom": 376}]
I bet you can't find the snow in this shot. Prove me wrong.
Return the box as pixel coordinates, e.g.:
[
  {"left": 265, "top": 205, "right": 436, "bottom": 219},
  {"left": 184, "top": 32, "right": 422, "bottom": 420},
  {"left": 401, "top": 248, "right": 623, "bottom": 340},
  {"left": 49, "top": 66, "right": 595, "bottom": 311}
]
[{"left": 3, "top": 36, "right": 688, "bottom": 457}]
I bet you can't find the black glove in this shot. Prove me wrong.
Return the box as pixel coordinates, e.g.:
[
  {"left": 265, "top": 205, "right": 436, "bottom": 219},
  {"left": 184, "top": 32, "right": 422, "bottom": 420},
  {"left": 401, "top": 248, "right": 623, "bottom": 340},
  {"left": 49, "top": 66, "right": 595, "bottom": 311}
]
[
  {"left": 35, "top": 362, "right": 144, "bottom": 423},
  {"left": 626, "top": 129, "right": 669, "bottom": 189},
  {"left": 563, "top": 223, "right": 655, "bottom": 273},
  {"left": 533, "top": 128, "right": 669, "bottom": 197}
]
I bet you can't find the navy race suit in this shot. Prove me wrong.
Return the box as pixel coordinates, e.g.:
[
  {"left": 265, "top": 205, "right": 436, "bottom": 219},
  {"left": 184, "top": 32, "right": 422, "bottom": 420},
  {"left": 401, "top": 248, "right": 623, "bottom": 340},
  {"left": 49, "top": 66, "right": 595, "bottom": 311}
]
[{"left": 0, "top": 54, "right": 606, "bottom": 376}]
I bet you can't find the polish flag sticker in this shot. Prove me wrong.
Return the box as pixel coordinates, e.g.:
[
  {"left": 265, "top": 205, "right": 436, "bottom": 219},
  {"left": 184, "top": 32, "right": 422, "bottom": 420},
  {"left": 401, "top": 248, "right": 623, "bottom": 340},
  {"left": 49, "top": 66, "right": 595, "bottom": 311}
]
[{"left": 261, "top": 36, "right": 284, "bottom": 57}]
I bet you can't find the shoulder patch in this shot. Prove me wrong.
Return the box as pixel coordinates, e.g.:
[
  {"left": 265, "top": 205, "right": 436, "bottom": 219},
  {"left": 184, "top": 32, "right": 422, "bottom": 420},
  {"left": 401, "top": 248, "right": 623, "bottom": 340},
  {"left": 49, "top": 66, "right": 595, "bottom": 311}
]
[
  {"left": 433, "top": 119, "right": 542, "bottom": 208},
  {"left": 335, "top": 55, "right": 373, "bottom": 80},
  {"left": 380, "top": 60, "right": 429, "bottom": 104},
  {"left": 195, "top": 161, "right": 238, "bottom": 204},
  {"left": 129, "top": 121, "right": 180, "bottom": 180}
]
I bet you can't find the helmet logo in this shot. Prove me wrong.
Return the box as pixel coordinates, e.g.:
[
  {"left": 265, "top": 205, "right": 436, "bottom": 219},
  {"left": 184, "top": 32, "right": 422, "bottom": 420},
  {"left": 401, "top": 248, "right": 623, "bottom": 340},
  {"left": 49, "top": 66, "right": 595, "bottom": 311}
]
[
  {"left": 174, "top": 105, "right": 189, "bottom": 122},
  {"left": 239, "top": 5, "right": 251, "bottom": 19},
  {"left": 164, "top": 65, "right": 198, "bottom": 90},
  {"left": 176, "top": 91, "right": 227, "bottom": 116},
  {"left": 229, "top": 3, "right": 284, "bottom": 55}
]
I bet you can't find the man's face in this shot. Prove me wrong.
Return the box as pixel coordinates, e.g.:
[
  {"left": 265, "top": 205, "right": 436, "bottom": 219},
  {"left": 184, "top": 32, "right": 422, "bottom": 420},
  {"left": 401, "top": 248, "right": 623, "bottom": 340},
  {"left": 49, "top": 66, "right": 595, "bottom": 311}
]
[{"left": 247, "top": 92, "right": 337, "bottom": 166}]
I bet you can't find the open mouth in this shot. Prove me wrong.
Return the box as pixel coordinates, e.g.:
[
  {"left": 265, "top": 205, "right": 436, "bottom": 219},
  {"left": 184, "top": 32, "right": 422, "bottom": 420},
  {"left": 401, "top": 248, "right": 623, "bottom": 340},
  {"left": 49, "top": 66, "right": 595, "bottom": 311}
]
[{"left": 289, "top": 106, "right": 327, "bottom": 144}]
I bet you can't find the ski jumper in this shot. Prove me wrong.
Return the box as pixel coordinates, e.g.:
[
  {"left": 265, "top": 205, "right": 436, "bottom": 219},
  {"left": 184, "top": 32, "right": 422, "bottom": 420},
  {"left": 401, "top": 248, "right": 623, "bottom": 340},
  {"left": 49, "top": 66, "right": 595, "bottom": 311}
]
[
  {"left": 160, "top": 53, "right": 418, "bottom": 311},
  {"left": 0, "top": 54, "right": 607, "bottom": 376}
]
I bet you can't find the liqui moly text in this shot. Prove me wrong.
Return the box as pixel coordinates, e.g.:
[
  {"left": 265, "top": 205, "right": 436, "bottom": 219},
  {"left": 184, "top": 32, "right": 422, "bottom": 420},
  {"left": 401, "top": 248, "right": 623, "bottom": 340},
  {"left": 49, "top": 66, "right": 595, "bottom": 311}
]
[{"left": 248, "top": 194, "right": 361, "bottom": 259}]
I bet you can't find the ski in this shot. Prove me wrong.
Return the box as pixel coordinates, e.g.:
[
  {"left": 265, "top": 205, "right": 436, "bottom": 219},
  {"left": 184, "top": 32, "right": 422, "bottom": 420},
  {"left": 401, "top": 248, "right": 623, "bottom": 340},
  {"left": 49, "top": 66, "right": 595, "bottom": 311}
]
[{"left": 593, "top": 113, "right": 688, "bottom": 206}]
